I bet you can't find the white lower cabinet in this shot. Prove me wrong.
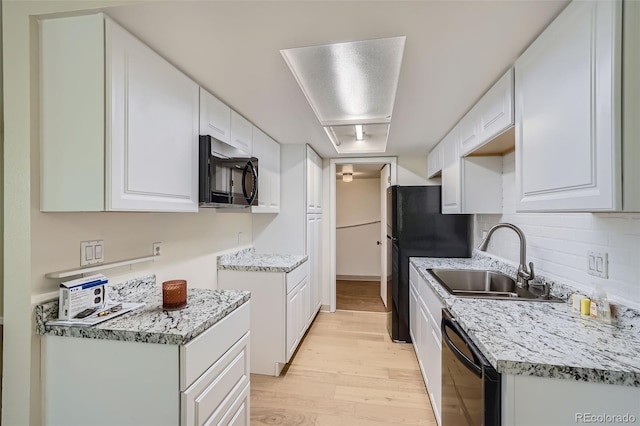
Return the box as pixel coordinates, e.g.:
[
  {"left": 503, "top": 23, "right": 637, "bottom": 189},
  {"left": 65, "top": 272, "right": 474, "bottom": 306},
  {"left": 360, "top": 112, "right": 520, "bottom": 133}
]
[
  {"left": 503, "top": 374, "right": 640, "bottom": 426},
  {"left": 409, "top": 264, "right": 443, "bottom": 426},
  {"left": 218, "top": 261, "right": 317, "bottom": 376},
  {"left": 42, "top": 302, "right": 250, "bottom": 426}
]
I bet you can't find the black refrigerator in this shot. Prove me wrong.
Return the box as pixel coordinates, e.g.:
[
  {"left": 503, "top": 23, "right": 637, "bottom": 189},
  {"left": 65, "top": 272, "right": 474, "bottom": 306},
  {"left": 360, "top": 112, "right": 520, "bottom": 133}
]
[{"left": 386, "top": 185, "right": 472, "bottom": 342}]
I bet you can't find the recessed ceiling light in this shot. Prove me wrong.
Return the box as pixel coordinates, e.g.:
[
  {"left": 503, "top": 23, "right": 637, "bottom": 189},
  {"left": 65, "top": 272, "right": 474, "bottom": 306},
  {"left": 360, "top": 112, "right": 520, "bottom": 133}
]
[{"left": 281, "top": 36, "right": 406, "bottom": 154}]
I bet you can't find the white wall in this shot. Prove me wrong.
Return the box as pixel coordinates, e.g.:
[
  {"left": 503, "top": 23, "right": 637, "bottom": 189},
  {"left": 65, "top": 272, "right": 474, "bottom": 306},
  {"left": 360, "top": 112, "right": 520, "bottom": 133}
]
[
  {"left": 476, "top": 152, "right": 640, "bottom": 308},
  {"left": 3, "top": 2, "right": 251, "bottom": 424},
  {"left": 397, "top": 155, "right": 440, "bottom": 185},
  {"left": 336, "top": 178, "right": 381, "bottom": 279}
]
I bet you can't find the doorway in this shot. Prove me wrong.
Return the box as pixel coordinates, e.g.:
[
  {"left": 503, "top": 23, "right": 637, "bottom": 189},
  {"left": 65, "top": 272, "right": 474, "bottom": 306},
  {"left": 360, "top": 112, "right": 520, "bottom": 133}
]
[{"left": 329, "top": 157, "right": 397, "bottom": 313}]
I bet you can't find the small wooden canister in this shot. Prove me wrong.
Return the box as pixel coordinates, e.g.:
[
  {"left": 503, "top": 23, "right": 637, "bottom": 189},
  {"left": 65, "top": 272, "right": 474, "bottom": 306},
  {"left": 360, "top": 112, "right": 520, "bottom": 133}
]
[{"left": 162, "top": 279, "right": 187, "bottom": 310}]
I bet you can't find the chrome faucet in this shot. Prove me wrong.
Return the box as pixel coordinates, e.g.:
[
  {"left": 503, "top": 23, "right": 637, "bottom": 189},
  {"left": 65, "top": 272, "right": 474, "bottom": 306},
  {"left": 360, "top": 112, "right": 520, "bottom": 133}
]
[{"left": 478, "top": 223, "right": 535, "bottom": 288}]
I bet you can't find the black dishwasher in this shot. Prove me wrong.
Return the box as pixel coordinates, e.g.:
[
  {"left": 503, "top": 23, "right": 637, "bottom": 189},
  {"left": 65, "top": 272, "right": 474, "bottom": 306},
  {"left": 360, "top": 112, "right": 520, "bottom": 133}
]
[{"left": 441, "top": 309, "right": 501, "bottom": 426}]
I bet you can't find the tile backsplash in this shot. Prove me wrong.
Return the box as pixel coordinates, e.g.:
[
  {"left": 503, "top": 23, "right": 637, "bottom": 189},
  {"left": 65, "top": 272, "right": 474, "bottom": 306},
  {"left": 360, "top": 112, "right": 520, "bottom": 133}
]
[{"left": 476, "top": 152, "right": 640, "bottom": 308}]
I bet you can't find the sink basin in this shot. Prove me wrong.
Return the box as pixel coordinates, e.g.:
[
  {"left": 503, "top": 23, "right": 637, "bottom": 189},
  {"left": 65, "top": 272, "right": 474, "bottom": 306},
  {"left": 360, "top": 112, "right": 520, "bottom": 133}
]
[{"left": 427, "top": 269, "right": 563, "bottom": 302}]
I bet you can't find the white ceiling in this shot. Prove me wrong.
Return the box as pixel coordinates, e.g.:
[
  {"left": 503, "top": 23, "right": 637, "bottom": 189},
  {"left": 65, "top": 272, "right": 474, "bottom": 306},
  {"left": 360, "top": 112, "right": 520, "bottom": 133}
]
[
  {"left": 105, "top": 0, "right": 569, "bottom": 159},
  {"left": 337, "top": 163, "right": 385, "bottom": 180}
]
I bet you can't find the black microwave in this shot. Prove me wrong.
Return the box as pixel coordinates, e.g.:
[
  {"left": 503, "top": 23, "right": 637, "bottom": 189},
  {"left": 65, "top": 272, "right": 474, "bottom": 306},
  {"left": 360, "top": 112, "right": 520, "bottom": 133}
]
[{"left": 199, "top": 135, "right": 258, "bottom": 208}]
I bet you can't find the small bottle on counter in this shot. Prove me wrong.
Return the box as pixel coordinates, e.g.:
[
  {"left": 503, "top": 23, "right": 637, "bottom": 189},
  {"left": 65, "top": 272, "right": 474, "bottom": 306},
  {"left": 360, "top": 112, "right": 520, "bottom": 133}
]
[
  {"left": 571, "top": 293, "right": 584, "bottom": 311},
  {"left": 580, "top": 297, "right": 591, "bottom": 316}
]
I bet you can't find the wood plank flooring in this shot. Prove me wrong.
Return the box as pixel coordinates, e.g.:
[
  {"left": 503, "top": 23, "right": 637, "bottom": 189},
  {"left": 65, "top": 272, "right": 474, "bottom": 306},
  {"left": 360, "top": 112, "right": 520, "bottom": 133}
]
[
  {"left": 336, "top": 280, "right": 389, "bottom": 312},
  {"left": 250, "top": 311, "right": 437, "bottom": 426}
]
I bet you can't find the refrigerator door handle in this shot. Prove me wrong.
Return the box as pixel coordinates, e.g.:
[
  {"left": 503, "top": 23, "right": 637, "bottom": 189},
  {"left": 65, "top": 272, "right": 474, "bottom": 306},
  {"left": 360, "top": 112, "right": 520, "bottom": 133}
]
[{"left": 387, "top": 235, "right": 397, "bottom": 242}]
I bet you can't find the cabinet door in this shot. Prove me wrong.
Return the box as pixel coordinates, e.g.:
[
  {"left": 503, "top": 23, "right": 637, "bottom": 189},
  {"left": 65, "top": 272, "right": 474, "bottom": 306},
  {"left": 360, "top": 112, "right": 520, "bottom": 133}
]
[
  {"left": 306, "top": 214, "right": 322, "bottom": 320},
  {"left": 230, "top": 110, "right": 253, "bottom": 155},
  {"left": 422, "top": 315, "right": 442, "bottom": 425},
  {"left": 299, "top": 278, "right": 311, "bottom": 339},
  {"left": 418, "top": 304, "right": 430, "bottom": 387},
  {"left": 441, "top": 130, "right": 461, "bottom": 214},
  {"left": 427, "top": 143, "right": 443, "bottom": 179},
  {"left": 515, "top": 0, "right": 621, "bottom": 211},
  {"left": 286, "top": 286, "right": 301, "bottom": 362},
  {"left": 458, "top": 107, "right": 480, "bottom": 157},
  {"left": 107, "top": 18, "right": 199, "bottom": 212},
  {"left": 409, "top": 284, "right": 419, "bottom": 352},
  {"left": 199, "top": 88, "right": 231, "bottom": 144},
  {"left": 271, "top": 139, "right": 281, "bottom": 211},
  {"left": 306, "top": 146, "right": 322, "bottom": 214},
  {"left": 314, "top": 215, "right": 322, "bottom": 312},
  {"left": 252, "top": 130, "right": 281, "bottom": 213},
  {"left": 477, "top": 68, "right": 514, "bottom": 145}
]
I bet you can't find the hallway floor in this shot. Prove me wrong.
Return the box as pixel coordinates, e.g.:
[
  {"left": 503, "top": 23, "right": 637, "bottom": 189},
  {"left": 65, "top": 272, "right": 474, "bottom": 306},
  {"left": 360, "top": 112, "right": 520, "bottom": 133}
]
[
  {"left": 336, "top": 280, "right": 389, "bottom": 312},
  {"left": 250, "top": 311, "right": 436, "bottom": 426}
]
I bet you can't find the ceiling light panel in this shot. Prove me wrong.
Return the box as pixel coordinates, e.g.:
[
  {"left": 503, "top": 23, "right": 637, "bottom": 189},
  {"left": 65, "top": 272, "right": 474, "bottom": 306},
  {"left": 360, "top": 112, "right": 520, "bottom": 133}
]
[
  {"left": 281, "top": 36, "right": 406, "bottom": 126},
  {"left": 328, "top": 124, "right": 389, "bottom": 154}
]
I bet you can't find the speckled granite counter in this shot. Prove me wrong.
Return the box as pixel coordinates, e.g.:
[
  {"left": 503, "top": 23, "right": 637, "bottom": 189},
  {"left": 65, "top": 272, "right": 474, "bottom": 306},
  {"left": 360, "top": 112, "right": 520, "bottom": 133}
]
[
  {"left": 36, "top": 274, "right": 250, "bottom": 345},
  {"left": 217, "top": 248, "right": 307, "bottom": 273},
  {"left": 410, "top": 252, "right": 640, "bottom": 387}
]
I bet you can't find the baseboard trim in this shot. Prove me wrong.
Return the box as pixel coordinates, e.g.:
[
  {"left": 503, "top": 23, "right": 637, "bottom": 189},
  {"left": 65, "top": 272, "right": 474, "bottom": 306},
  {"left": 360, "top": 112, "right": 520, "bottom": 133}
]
[{"left": 336, "top": 275, "right": 380, "bottom": 282}]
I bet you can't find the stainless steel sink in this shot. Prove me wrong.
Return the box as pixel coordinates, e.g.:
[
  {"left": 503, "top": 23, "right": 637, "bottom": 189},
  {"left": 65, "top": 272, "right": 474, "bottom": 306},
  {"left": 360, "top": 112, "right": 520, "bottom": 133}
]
[{"left": 427, "top": 269, "right": 563, "bottom": 302}]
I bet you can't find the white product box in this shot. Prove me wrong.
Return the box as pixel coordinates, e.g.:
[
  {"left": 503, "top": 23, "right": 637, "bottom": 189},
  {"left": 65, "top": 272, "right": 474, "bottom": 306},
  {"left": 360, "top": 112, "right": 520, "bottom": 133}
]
[{"left": 58, "top": 274, "right": 109, "bottom": 320}]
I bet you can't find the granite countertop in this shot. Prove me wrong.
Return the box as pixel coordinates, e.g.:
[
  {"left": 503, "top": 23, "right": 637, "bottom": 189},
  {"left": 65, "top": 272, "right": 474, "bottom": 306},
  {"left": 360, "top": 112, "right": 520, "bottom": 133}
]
[
  {"left": 410, "top": 252, "right": 640, "bottom": 387},
  {"left": 36, "top": 274, "right": 250, "bottom": 345},
  {"left": 217, "top": 248, "right": 308, "bottom": 273}
]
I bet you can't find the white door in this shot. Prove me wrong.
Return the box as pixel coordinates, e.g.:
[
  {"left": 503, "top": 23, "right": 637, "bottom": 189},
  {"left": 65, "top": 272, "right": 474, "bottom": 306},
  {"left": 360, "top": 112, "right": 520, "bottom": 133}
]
[
  {"left": 380, "top": 164, "right": 391, "bottom": 307},
  {"left": 106, "top": 18, "right": 199, "bottom": 212}
]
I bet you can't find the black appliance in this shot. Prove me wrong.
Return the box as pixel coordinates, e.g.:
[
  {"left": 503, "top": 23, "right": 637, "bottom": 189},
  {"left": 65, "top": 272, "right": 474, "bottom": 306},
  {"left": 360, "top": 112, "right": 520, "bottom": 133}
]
[
  {"left": 199, "top": 135, "right": 258, "bottom": 208},
  {"left": 386, "top": 185, "right": 471, "bottom": 342},
  {"left": 441, "top": 309, "right": 501, "bottom": 425}
]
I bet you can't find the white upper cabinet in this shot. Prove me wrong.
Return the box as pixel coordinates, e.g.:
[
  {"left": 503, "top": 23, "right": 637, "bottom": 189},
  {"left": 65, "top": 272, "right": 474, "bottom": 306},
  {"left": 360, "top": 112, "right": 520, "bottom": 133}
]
[
  {"left": 515, "top": 0, "right": 621, "bottom": 211},
  {"left": 477, "top": 68, "right": 514, "bottom": 147},
  {"left": 252, "top": 128, "right": 280, "bottom": 214},
  {"left": 40, "top": 14, "right": 199, "bottom": 212},
  {"left": 441, "top": 125, "right": 502, "bottom": 215},
  {"left": 199, "top": 88, "right": 231, "bottom": 144},
  {"left": 441, "top": 129, "right": 461, "bottom": 214},
  {"left": 427, "top": 143, "right": 443, "bottom": 178},
  {"left": 458, "top": 106, "right": 480, "bottom": 157},
  {"left": 459, "top": 68, "right": 515, "bottom": 157},
  {"left": 107, "top": 18, "right": 199, "bottom": 212},
  {"left": 230, "top": 110, "right": 253, "bottom": 155},
  {"left": 306, "top": 146, "right": 323, "bottom": 214}
]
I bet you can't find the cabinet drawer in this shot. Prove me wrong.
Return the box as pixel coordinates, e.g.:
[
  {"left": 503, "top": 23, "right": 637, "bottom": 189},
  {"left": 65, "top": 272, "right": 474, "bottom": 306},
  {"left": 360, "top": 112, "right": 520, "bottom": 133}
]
[
  {"left": 217, "top": 383, "right": 249, "bottom": 426},
  {"left": 180, "top": 301, "right": 250, "bottom": 390},
  {"left": 419, "top": 277, "right": 444, "bottom": 336},
  {"left": 409, "top": 263, "right": 420, "bottom": 292},
  {"left": 182, "top": 332, "right": 250, "bottom": 426},
  {"left": 286, "top": 261, "right": 308, "bottom": 294}
]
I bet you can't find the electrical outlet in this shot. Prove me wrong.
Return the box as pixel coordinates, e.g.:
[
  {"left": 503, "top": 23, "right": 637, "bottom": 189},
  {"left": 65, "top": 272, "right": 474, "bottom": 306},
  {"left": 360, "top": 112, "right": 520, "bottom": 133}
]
[
  {"left": 81, "top": 240, "right": 104, "bottom": 266},
  {"left": 153, "top": 242, "right": 162, "bottom": 257},
  {"left": 587, "top": 250, "right": 609, "bottom": 278},
  {"left": 482, "top": 230, "right": 488, "bottom": 239}
]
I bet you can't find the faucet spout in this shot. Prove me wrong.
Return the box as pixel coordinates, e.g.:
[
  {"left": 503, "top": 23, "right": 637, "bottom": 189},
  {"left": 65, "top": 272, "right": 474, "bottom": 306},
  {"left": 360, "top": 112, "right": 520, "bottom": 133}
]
[{"left": 478, "top": 223, "right": 535, "bottom": 288}]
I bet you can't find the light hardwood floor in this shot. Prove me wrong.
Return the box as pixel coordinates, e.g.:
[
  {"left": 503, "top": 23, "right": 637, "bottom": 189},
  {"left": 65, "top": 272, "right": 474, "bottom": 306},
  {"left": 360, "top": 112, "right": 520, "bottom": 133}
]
[
  {"left": 250, "top": 311, "right": 437, "bottom": 425},
  {"left": 336, "top": 280, "right": 389, "bottom": 313}
]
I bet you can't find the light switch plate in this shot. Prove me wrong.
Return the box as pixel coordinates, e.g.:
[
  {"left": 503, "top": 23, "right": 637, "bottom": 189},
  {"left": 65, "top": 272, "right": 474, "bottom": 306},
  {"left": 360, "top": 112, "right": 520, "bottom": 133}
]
[
  {"left": 587, "top": 250, "right": 608, "bottom": 278},
  {"left": 81, "top": 240, "right": 104, "bottom": 266}
]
